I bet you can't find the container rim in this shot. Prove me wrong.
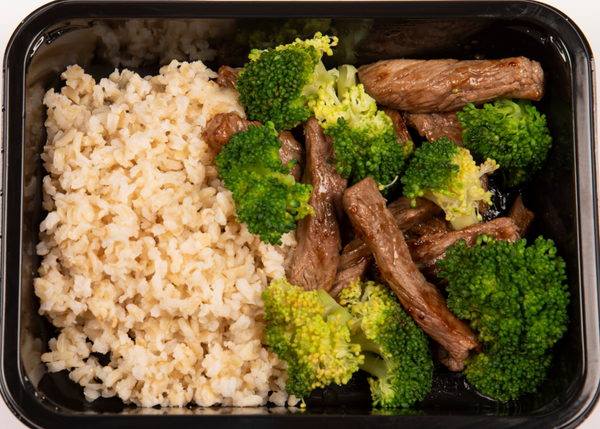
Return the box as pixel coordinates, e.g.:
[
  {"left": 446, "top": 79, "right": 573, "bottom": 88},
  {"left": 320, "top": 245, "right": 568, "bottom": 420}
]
[{"left": 1, "top": 1, "right": 598, "bottom": 428}]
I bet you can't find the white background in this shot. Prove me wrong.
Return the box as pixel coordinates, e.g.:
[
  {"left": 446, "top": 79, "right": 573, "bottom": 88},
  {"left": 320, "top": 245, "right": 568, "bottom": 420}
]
[{"left": 1, "top": 0, "right": 599, "bottom": 428}]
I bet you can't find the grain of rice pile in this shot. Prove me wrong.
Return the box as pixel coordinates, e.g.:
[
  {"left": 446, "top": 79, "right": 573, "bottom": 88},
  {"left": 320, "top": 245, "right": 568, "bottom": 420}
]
[{"left": 34, "top": 60, "right": 297, "bottom": 408}]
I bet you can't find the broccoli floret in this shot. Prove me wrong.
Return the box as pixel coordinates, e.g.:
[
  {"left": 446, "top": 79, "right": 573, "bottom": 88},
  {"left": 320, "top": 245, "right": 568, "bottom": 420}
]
[
  {"left": 340, "top": 280, "right": 433, "bottom": 408},
  {"left": 400, "top": 137, "right": 499, "bottom": 230},
  {"left": 215, "top": 122, "right": 314, "bottom": 245},
  {"left": 437, "top": 235, "right": 570, "bottom": 401},
  {"left": 309, "top": 65, "right": 413, "bottom": 194},
  {"left": 263, "top": 279, "right": 433, "bottom": 408},
  {"left": 262, "top": 279, "right": 363, "bottom": 399},
  {"left": 236, "top": 32, "right": 338, "bottom": 130},
  {"left": 457, "top": 99, "right": 553, "bottom": 188}
]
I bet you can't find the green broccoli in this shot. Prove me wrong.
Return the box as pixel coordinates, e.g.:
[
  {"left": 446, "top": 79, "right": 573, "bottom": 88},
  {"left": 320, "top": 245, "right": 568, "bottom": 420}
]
[
  {"left": 236, "top": 32, "right": 339, "bottom": 130},
  {"left": 262, "top": 278, "right": 363, "bottom": 399},
  {"left": 215, "top": 122, "right": 314, "bottom": 245},
  {"left": 457, "top": 99, "right": 553, "bottom": 188},
  {"left": 262, "top": 278, "right": 433, "bottom": 408},
  {"left": 437, "top": 235, "right": 570, "bottom": 402},
  {"left": 340, "top": 280, "right": 433, "bottom": 408},
  {"left": 400, "top": 137, "right": 499, "bottom": 230},
  {"left": 309, "top": 65, "right": 413, "bottom": 195}
]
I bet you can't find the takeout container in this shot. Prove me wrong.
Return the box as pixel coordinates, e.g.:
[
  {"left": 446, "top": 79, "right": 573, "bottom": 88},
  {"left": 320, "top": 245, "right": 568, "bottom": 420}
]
[{"left": 1, "top": 1, "right": 598, "bottom": 428}]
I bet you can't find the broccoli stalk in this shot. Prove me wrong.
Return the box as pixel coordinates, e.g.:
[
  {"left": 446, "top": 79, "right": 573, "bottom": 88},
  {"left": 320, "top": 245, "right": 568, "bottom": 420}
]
[
  {"left": 309, "top": 65, "right": 413, "bottom": 195},
  {"left": 215, "top": 122, "right": 314, "bottom": 245},
  {"left": 236, "top": 32, "right": 339, "bottom": 130},
  {"left": 400, "top": 137, "right": 499, "bottom": 230},
  {"left": 263, "top": 278, "right": 433, "bottom": 408},
  {"left": 437, "top": 235, "right": 570, "bottom": 401},
  {"left": 340, "top": 281, "right": 433, "bottom": 408},
  {"left": 457, "top": 99, "right": 553, "bottom": 188}
]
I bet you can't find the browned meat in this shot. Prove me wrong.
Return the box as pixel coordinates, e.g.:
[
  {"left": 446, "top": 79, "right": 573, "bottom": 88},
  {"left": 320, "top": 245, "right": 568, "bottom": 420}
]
[
  {"left": 408, "top": 212, "right": 453, "bottom": 238},
  {"left": 508, "top": 195, "right": 535, "bottom": 238},
  {"left": 278, "top": 131, "right": 305, "bottom": 183},
  {"left": 382, "top": 108, "right": 413, "bottom": 147},
  {"left": 202, "top": 112, "right": 260, "bottom": 164},
  {"left": 216, "top": 66, "right": 243, "bottom": 89},
  {"left": 330, "top": 197, "right": 442, "bottom": 298},
  {"left": 343, "top": 178, "right": 480, "bottom": 371},
  {"left": 404, "top": 112, "right": 464, "bottom": 146},
  {"left": 289, "top": 118, "right": 348, "bottom": 292},
  {"left": 329, "top": 240, "right": 373, "bottom": 299},
  {"left": 202, "top": 113, "right": 304, "bottom": 181},
  {"left": 407, "top": 217, "right": 521, "bottom": 282},
  {"left": 387, "top": 196, "right": 442, "bottom": 231},
  {"left": 358, "top": 57, "right": 545, "bottom": 113}
]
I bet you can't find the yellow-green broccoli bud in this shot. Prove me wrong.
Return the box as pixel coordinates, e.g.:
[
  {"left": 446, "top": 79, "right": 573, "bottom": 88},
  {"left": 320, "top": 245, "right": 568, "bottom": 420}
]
[
  {"left": 401, "top": 137, "right": 499, "bottom": 230},
  {"left": 262, "top": 279, "right": 363, "bottom": 399}
]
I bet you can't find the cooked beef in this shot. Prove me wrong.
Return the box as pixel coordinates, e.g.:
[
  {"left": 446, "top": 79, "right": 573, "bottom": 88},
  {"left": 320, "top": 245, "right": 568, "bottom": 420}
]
[
  {"left": 329, "top": 239, "right": 374, "bottom": 299},
  {"left": 278, "top": 131, "right": 305, "bottom": 183},
  {"left": 407, "top": 217, "right": 521, "bottom": 282},
  {"left": 343, "top": 178, "right": 480, "bottom": 371},
  {"left": 330, "top": 197, "right": 442, "bottom": 298},
  {"left": 201, "top": 112, "right": 261, "bottom": 164},
  {"left": 408, "top": 212, "right": 453, "bottom": 238},
  {"left": 289, "top": 118, "right": 347, "bottom": 292},
  {"left": 202, "top": 112, "right": 304, "bottom": 181},
  {"left": 508, "top": 195, "right": 535, "bottom": 238},
  {"left": 382, "top": 108, "right": 413, "bottom": 147},
  {"left": 358, "top": 57, "right": 545, "bottom": 112},
  {"left": 403, "top": 111, "right": 464, "bottom": 146},
  {"left": 216, "top": 66, "right": 243, "bottom": 89}
]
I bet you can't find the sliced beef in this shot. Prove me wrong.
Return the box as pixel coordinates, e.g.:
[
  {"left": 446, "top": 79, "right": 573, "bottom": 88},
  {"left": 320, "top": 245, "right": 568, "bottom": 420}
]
[
  {"left": 407, "top": 217, "right": 521, "bottom": 282},
  {"left": 404, "top": 111, "right": 464, "bottom": 146},
  {"left": 358, "top": 57, "right": 545, "bottom": 113},
  {"left": 382, "top": 108, "right": 413, "bottom": 147},
  {"left": 343, "top": 177, "right": 480, "bottom": 371},
  {"left": 278, "top": 131, "right": 305, "bottom": 183},
  {"left": 408, "top": 212, "right": 453, "bottom": 238},
  {"left": 330, "top": 197, "right": 442, "bottom": 299},
  {"left": 216, "top": 66, "right": 243, "bottom": 89},
  {"left": 329, "top": 240, "right": 373, "bottom": 299},
  {"left": 289, "top": 118, "right": 348, "bottom": 292},
  {"left": 508, "top": 195, "right": 535, "bottom": 239},
  {"left": 202, "top": 112, "right": 304, "bottom": 181},
  {"left": 202, "top": 112, "right": 260, "bottom": 164}
]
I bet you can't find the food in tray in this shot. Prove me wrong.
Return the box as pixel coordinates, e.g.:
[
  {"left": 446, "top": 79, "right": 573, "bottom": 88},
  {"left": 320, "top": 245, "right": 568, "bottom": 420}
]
[{"left": 34, "top": 31, "right": 569, "bottom": 410}]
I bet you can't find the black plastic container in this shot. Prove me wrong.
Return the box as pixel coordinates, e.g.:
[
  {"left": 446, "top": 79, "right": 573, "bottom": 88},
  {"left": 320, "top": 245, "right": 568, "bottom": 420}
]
[{"left": 2, "top": 1, "right": 599, "bottom": 428}]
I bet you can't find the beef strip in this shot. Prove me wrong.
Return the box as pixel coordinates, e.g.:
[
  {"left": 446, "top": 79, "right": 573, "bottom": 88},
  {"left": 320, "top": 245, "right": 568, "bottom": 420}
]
[
  {"left": 329, "top": 240, "right": 374, "bottom": 300},
  {"left": 216, "top": 66, "right": 243, "bottom": 89},
  {"left": 407, "top": 217, "right": 521, "bottom": 282},
  {"left": 408, "top": 212, "right": 453, "bottom": 238},
  {"left": 330, "top": 197, "right": 441, "bottom": 299},
  {"left": 508, "top": 195, "right": 535, "bottom": 238},
  {"left": 358, "top": 56, "right": 545, "bottom": 113},
  {"left": 289, "top": 118, "right": 347, "bottom": 292},
  {"left": 403, "top": 111, "right": 464, "bottom": 146},
  {"left": 202, "top": 112, "right": 304, "bottom": 181},
  {"left": 343, "top": 178, "right": 480, "bottom": 371},
  {"left": 278, "top": 131, "right": 305, "bottom": 183},
  {"left": 382, "top": 108, "right": 413, "bottom": 147}
]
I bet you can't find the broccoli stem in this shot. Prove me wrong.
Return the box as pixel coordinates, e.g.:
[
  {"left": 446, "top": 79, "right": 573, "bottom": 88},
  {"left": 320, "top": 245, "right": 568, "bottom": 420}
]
[
  {"left": 316, "top": 289, "right": 353, "bottom": 326},
  {"left": 359, "top": 352, "right": 388, "bottom": 380}
]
